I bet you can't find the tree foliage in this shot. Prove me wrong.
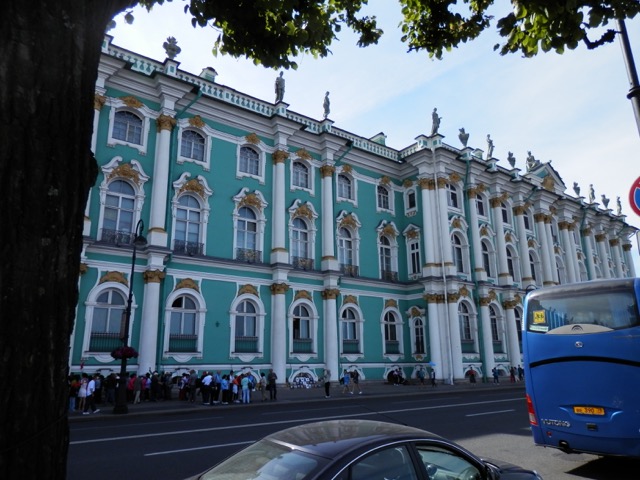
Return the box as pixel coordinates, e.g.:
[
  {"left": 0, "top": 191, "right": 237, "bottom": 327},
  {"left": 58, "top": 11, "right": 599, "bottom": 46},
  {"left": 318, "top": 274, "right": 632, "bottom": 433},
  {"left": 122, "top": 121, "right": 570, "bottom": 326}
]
[{"left": 135, "top": 0, "right": 640, "bottom": 67}]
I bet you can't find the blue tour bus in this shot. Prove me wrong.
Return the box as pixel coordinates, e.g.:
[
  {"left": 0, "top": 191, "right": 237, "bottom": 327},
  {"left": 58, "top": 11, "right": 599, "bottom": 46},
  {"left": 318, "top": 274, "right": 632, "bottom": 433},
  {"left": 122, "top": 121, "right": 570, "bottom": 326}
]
[{"left": 523, "top": 278, "right": 640, "bottom": 457}]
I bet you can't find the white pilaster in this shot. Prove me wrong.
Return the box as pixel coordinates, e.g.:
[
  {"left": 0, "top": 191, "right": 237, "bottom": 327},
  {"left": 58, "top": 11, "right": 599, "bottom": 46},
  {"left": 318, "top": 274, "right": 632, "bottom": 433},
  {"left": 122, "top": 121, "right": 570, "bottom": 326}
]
[
  {"left": 436, "top": 178, "right": 454, "bottom": 274},
  {"left": 490, "top": 196, "right": 511, "bottom": 285},
  {"left": 596, "top": 233, "right": 611, "bottom": 278},
  {"left": 514, "top": 207, "right": 534, "bottom": 288},
  {"left": 447, "top": 297, "right": 464, "bottom": 381},
  {"left": 504, "top": 302, "right": 521, "bottom": 367},
  {"left": 479, "top": 300, "right": 495, "bottom": 378},
  {"left": 270, "top": 283, "right": 288, "bottom": 381},
  {"left": 271, "top": 150, "right": 288, "bottom": 264},
  {"left": 322, "top": 288, "right": 340, "bottom": 381},
  {"left": 137, "top": 268, "right": 165, "bottom": 375},
  {"left": 610, "top": 239, "right": 625, "bottom": 278},
  {"left": 582, "top": 228, "right": 597, "bottom": 279},
  {"left": 535, "top": 213, "right": 554, "bottom": 286},
  {"left": 426, "top": 299, "right": 443, "bottom": 380},
  {"left": 419, "top": 179, "right": 437, "bottom": 276},
  {"left": 559, "top": 223, "right": 577, "bottom": 283},
  {"left": 148, "top": 115, "right": 175, "bottom": 247},
  {"left": 623, "top": 244, "right": 637, "bottom": 277},
  {"left": 320, "top": 165, "right": 337, "bottom": 270}
]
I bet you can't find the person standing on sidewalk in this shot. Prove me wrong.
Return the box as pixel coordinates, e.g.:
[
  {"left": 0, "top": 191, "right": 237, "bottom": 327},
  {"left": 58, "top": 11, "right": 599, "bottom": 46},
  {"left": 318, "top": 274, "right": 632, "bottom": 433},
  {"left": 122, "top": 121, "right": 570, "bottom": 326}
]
[
  {"left": 322, "top": 369, "right": 331, "bottom": 398},
  {"left": 430, "top": 369, "right": 437, "bottom": 387},
  {"left": 351, "top": 369, "right": 362, "bottom": 394},
  {"left": 267, "top": 369, "right": 278, "bottom": 400},
  {"left": 341, "top": 369, "right": 352, "bottom": 394},
  {"left": 259, "top": 372, "right": 268, "bottom": 402},
  {"left": 83, "top": 373, "right": 100, "bottom": 415}
]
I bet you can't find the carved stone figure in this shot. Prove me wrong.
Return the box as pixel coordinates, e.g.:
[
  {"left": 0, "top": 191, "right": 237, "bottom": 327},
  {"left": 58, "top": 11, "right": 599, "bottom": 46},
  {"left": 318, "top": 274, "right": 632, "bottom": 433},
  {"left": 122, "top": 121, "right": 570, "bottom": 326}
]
[
  {"left": 458, "top": 128, "right": 469, "bottom": 147},
  {"left": 163, "top": 36, "right": 181, "bottom": 60},
  {"left": 588, "top": 184, "right": 595, "bottom": 203},
  {"left": 601, "top": 194, "right": 610, "bottom": 209},
  {"left": 616, "top": 196, "right": 622, "bottom": 215},
  {"left": 323, "top": 91, "right": 330, "bottom": 119},
  {"left": 507, "top": 151, "right": 516, "bottom": 168},
  {"left": 486, "top": 134, "right": 494, "bottom": 159},
  {"left": 275, "top": 71, "right": 285, "bottom": 103},
  {"left": 526, "top": 151, "right": 540, "bottom": 171},
  {"left": 573, "top": 182, "right": 580, "bottom": 196},
  {"left": 431, "top": 108, "right": 441, "bottom": 135}
]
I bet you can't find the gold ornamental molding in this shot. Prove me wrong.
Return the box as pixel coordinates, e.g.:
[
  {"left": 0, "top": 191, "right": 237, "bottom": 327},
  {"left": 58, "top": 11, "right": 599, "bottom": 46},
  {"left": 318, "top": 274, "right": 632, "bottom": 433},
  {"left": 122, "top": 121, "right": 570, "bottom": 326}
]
[
  {"left": 343, "top": 295, "right": 358, "bottom": 305},
  {"left": 320, "top": 165, "right": 335, "bottom": 178},
  {"left": 479, "top": 225, "right": 489, "bottom": 236},
  {"left": 179, "top": 178, "right": 206, "bottom": 198},
  {"left": 108, "top": 162, "right": 140, "bottom": 184},
  {"left": 99, "top": 271, "right": 127, "bottom": 286},
  {"left": 385, "top": 299, "right": 398, "bottom": 309},
  {"left": 623, "top": 244, "right": 632, "bottom": 252},
  {"left": 489, "top": 193, "right": 509, "bottom": 208},
  {"left": 176, "top": 278, "right": 200, "bottom": 292},
  {"left": 189, "top": 115, "right": 206, "bottom": 128},
  {"left": 542, "top": 175, "right": 555, "bottom": 190},
  {"left": 514, "top": 293, "right": 523, "bottom": 304},
  {"left": 120, "top": 95, "right": 143, "bottom": 108},
  {"left": 467, "top": 183, "right": 486, "bottom": 196},
  {"left": 270, "top": 282, "right": 290, "bottom": 295},
  {"left": 533, "top": 213, "right": 546, "bottom": 223},
  {"left": 513, "top": 205, "right": 528, "bottom": 216},
  {"left": 451, "top": 218, "right": 462, "bottom": 229},
  {"left": 553, "top": 246, "right": 560, "bottom": 254},
  {"left": 549, "top": 205, "right": 558, "bottom": 215},
  {"left": 272, "top": 149, "right": 289, "bottom": 164},
  {"left": 418, "top": 178, "right": 435, "bottom": 190},
  {"left": 94, "top": 94, "right": 106, "bottom": 110},
  {"left": 502, "top": 299, "right": 519, "bottom": 309},
  {"left": 595, "top": 233, "right": 607, "bottom": 242},
  {"left": 295, "top": 148, "right": 312, "bottom": 160},
  {"left": 527, "top": 238, "right": 535, "bottom": 248},
  {"left": 245, "top": 132, "right": 260, "bottom": 144},
  {"left": 505, "top": 232, "right": 514, "bottom": 243},
  {"left": 239, "top": 193, "right": 263, "bottom": 211},
  {"left": 406, "top": 229, "right": 419, "bottom": 239},
  {"left": 609, "top": 238, "right": 620, "bottom": 247},
  {"left": 238, "top": 284, "right": 259, "bottom": 297},
  {"left": 448, "top": 172, "right": 461, "bottom": 183},
  {"left": 144, "top": 270, "right": 166, "bottom": 284},
  {"left": 381, "top": 223, "right": 397, "bottom": 238},
  {"left": 479, "top": 296, "right": 492, "bottom": 307},
  {"left": 380, "top": 175, "right": 391, "bottom": 186},
  {"left": 459, "top": 286, "right": 470, "bottom": 298},
  {"left": 156, "top": 114, "right": 176, "bottom": 132},
  {"left": 294, "top": 290, "right": 312, "bottom": 301},
  {"left": 339, "top": 213, "right": 358, "bottom": 229},
  {"left": 410, "top": 306, "right": 422, "bottom": 317},
  {"left": 79, "top": 263, "right": 88, "bottom": 276},
  {"left": 293, "top": 203, "right": 314, "bottom": 219},
  {"left": 558, "top": 221, "right": 571, "bottom": 230},
  {"left": 403, "top": 179, "right": 414, "bottom": 188},
  {"left": 544, "top": 214, "right": 553, "bottom": 224},
  {"left": 448, "top": 292, "right": 460, "bottom": 303},
  {"left": 436, "top": 177, "right": 448, "bottom": 189},
  {"left": 321, "top": 288, "right": 340, "bottom": 300},
  {"left": 581, "top": 227, "right": 592, "bottom": 236},
  {"left": 424, "top": 293, "right": 444, "bottom": 304},
  {"left": 341, "top": 164, "right": 353, "bottom": 174}
]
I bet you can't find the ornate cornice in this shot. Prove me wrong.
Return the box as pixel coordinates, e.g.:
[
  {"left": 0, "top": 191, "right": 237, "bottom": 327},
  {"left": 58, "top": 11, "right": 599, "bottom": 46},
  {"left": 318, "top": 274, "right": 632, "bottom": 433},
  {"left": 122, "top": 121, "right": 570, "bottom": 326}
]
[{"left": 144, "top": 270, "right": 165, "bottom": 284}]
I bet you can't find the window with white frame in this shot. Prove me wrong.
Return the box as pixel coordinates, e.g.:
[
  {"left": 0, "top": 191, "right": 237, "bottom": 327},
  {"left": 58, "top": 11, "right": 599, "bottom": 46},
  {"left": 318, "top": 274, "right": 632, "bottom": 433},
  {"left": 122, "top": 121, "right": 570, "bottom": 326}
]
[
  {"left": 337, "top": 174, "right": 354, "bottom": 201},
  {"left": 506, "top": 246, "right": 519, "bottom": 282},
  {"left": 89, "top": 289, "right": 126, "bottom": 352},
  {"left": 481, "top": 240, "right": 494, "bottom": 278},
  {"left": 489, "top": 305, "right": 500, "bottom": 343},
  {"left": 377, "top": 185, "right": 390, "bottom": 210},
  {"left": 447, "top": 183, "right": 459, "bottom": 209},
  {"left": 523, "top": 210, "right": 532, "bottom": 230},
  {"left": 292, "top": 304, "right": 313, "bottom": 354},
  {"left": 292, "top": 161, "right": 310, "bottom": 189},
  {"left": 413, "top": 317, "right": 426, "bottom": 354},
  {"left": 291, "top": 217, "right": 311, "bottom": 269},
  {"left": 239, "top": 146, "right": 261, "bottom": 177},
  {"left": 529, "top": 251, "right": 540, "bottom": 285},
  {"left": 383, "top": 311, "right": 401, "bottom": 355},
  {"left": 341, "top": 307, "right": 360, "bottom": 354},
  {"left": 408, "top": 238, "right": 421, "bottom": 276},
  {"left": 180, "top": 130, "right": 205, "bottom": 162},
  {"left": 236, "top": 207, "right": 259, "bottom": 261},
  {"left": 459, "top": 303, "right": 472, "bottom": 341},
  {"left": 112, "top": 110, "right": 143, "bottom": 145},
  {"left": 174, "top": 194, "right": 203, "bottom": 256},
  {"left": 379, "top": 236, "right": 397, "bottom": 281},
  {"left": 406, "top": 189, "right": 417, "bottom": 212},
  {"left": 452, "top": 233, "right": 466, "bottom": 274},
  {"left": 476, "top": 194, "right": 486, "bottom": 217},
  {"left": 169, "top": 296, "right": 198, "bottom": 353},
  {"left": 515, "top": 308, "right": 523, "bottom": 349},
  {"left": 501, "top": 202, "right": 511, "bottom": 224},
  {"left": 101, "top": 179, "right": 136, "bottom": 244},
  {"left": 234, "top": 300, "right": 258, "bottom": 353},
  {"left": 338, "top": 227, "right": 355, "bottom": 272}
]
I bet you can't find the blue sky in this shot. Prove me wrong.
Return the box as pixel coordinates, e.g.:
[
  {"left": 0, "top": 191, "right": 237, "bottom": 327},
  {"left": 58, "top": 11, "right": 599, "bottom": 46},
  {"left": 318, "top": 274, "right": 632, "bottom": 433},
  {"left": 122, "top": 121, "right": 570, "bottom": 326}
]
[{"left": 110, "top": 0, "right": 640, "bottom": 270}]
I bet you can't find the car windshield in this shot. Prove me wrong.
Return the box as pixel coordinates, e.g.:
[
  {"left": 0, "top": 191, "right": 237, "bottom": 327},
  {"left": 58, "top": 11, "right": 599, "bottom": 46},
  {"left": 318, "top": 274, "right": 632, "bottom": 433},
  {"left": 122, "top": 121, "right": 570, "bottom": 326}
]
[{"left": 198, "top": 440, "right": 327, "bottom": 480}]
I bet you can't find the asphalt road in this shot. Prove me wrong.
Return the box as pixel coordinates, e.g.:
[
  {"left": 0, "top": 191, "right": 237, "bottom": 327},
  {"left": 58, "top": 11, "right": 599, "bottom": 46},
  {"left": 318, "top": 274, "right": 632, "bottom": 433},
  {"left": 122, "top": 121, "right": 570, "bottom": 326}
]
[{"left": 68, "top": 384, "right": 640, "bottom": 479}]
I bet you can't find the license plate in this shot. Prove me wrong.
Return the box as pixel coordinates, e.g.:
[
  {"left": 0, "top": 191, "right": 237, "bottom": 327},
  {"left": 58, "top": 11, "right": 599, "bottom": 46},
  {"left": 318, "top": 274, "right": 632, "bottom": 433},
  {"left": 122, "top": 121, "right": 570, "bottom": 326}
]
[{"left": 573, "top": 406, "right": 605, "bottom": 415}]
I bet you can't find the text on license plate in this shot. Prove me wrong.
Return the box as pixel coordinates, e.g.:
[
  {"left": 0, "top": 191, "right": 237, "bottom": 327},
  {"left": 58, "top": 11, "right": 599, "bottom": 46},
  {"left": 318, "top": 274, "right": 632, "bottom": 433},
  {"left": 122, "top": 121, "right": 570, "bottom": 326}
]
[{"left": 573, "top": 406, "right": 605, "bottom": 415}]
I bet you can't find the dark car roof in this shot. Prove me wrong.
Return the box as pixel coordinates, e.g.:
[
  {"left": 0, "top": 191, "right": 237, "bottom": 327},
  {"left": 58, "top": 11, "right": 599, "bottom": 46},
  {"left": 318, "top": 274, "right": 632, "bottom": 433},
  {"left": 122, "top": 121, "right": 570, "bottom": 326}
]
[{"left": 263, "top": 419, "right": 444, "bottom": 460}]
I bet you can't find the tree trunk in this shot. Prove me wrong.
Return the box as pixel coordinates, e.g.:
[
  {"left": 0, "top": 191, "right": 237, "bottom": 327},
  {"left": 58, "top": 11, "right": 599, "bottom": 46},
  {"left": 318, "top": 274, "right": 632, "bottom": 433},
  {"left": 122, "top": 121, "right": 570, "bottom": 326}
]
[{"left": 0, "top": 1, "right": 131, "bottom": 477}]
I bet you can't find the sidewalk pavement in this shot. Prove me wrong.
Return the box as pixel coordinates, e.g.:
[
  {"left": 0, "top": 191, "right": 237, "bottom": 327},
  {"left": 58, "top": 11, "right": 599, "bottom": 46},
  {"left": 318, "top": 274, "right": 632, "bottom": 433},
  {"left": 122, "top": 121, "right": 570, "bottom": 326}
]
[{"left": 69, "top": 379, "right": 525, "bottom": 421}]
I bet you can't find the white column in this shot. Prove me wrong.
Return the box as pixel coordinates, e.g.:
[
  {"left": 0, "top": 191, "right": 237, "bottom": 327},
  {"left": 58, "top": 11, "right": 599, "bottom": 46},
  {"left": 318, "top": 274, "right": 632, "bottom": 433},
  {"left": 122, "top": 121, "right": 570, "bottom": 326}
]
[
  {"left": 426, "top": 298, "right": 443, "bottom": 380},
  {"left": 567, "top": 225, "right": 582, "bottom": 281},
  {"left": 148, "top": 114, "right": 175, "bottom": 247},
  {"left": 436, "top": 178, "right": 454, "bottom": 273},
  {"left": 596, "top": 233, "right": 611, "bottom": 278},
  {"left": 270, "top": 283, "right": 288, "bottom": 382},
  {"left": 559, "top": 222, "right": 577, "bottom": 283},
  {"left": 92, "top": 94, "right": 106, "bottom": 157},
  {"left": 623, "top": 244, "right": 637, "bottom": 277},
  {"left": 514, "top": 206, "right": 534, "bottom": 288},
  {"left": 271, "top": 151, "right": 288, "bottom": 264},
  {"left": 582, "top": 227, "right": 597, "bottom": 279},
  {"left": 447, "top": 296, "right": 464, "bottom": 381},
  {"left": 137, "top": 269, "right": 165, "bottom": 375},
  {"left": 490, "top": 196, "right": 511, "bottom": 285},
  {"left": 610, "top": 239, "right": 625, "bottom": 278},
  {"left": 320, "top": 165, "right": 337, "bottom": 270},
  {"left": 535, "top": 213, "right": 554, "bottom": 286},
  {"left": 467, "top": 187, "right": 484, "bottom": 278},
  {"left": 419, "top": 179, "right": 437, "bottom": 275},
  {"left": 479, "top": 299, "right": 495, "bottom": 380},
  {"left": 504, "top": 301, "right": 521, "bottom": 367},
  {"left": 545, "top": 218, "right": 559, "bottom": 284},
  {"left": 322, "top": 289, "right": 340, "bottom": 381}
]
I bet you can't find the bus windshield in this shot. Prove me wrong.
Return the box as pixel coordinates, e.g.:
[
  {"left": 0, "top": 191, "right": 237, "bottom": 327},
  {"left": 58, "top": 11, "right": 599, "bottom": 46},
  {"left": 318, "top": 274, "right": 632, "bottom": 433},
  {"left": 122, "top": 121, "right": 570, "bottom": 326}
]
[{"left": 526, "top": 286, "right": 640, "bottom": 334}]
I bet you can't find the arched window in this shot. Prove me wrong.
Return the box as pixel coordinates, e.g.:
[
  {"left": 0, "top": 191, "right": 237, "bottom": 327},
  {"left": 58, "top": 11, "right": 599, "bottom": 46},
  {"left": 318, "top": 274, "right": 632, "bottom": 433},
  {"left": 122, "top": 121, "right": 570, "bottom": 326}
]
[
  {"left": 408, "top": 238, "right": 421, "bottom": 276},
  {"left": 175, "top": 195, "right": 202, "bottom": 255},
  {"left": 292, "top": 304, "right": 312, "bottom": 353},
  {"left": 338, "top": 227, "right": 354, "bottom": 270},
  {"left": 413, "top": 318, "right": 425, "bottom": 354},
  {"left": 476, "top": 194, "right": 486, "bottom": 217},
  {"left": 447, "top": 183, "right": 459, "bottom": 209},
  {"left": 239, "top": 146, "right": 260, "bottom": 176},
  {"left": 234, "top": 300, "right": 258, "bottom": 353},
  {"left": 452, "top": 234, "right": 465, "bottom": 273},
  {"left": 501, "top": 202, "right": 510, "bottom": 224},
  {"left": 506, "top": 247, "right": 518, "bottom": 281},
  {"left": 102, "top": 180, "right": 136, "bottom": 244},
  {"left": 291, "top": 217, "right": 310, "bottom": 260},
  {"left": 236, "top": 207, "right": 258, "bottom": 258},
  {"left": 169, "top": 296, "right": 197, "bottom": 352},
  {"left": 529, "top": 251, "right": 539, "bottom": 284},
  {"left": 337, "top": 174, "right": 353, "bottom": 200},
  {"left": 377, "top": 185, "right": 390, "bottom": 210},
  {"left": 180, "top": 130, "right": 205, "bottom": 161},
  {"left": 292, "top": 161, "right": 309, "bottom": 189},
  {"left": 489, "top": 305, "right": 500, "bottom": 342},
  {"left": 459, "top": 303, "right": 472, "bottom": 341},
  {"left": 383, "top": 311, "right": 400, "bottom": 354},
  {"left": 481, "top": 240, "right": 494, "bottom": 278},
  {"left": 112, "top": 111, "right": 143, "bottom": 145},
  {"left": 379, "top": 236, "right": 392, "bottom": 276},
  {"left": 341, "top": 308, "right": 360, "bottom": 354},
  {"left": 90, "top": 289, "right": 126, "bottom": 352}
]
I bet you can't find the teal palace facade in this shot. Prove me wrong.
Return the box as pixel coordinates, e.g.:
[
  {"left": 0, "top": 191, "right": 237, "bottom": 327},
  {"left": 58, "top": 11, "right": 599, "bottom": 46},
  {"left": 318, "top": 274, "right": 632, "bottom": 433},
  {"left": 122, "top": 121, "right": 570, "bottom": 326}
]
[{"left": 71, "top": 35, "right": 637, "bottom": 384}]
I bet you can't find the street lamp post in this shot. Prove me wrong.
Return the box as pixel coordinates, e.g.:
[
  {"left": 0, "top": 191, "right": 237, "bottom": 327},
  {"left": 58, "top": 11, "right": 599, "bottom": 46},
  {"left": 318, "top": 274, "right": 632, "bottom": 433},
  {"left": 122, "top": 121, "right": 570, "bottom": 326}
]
[
  {"left": 617, "top": 18, "right": 640, "bottom": 138},
  {"left": 113, "top": 219, "right": 147, "bottom": 415}
]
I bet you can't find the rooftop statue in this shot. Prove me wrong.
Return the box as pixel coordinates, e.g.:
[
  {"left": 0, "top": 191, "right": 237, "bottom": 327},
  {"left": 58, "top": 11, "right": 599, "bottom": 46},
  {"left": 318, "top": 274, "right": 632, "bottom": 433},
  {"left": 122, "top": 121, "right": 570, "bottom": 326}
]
[
  {"left": 458, "top": 128, "right": 469, "bottom": 147},
  {"left": 486, "top": 134, "right": 494, "bottom": 159},
  {"left": 431, "top": 108, "right": 441, "bottom": 135},
  {"left": 507, "top": 151, "right": 516, "bottom": 168},
  {"left": 572, "top": 182, "right": 580, "bottom": 196},
  {"left": 275, "top": 71, "right": 285, "bottom": 103}
]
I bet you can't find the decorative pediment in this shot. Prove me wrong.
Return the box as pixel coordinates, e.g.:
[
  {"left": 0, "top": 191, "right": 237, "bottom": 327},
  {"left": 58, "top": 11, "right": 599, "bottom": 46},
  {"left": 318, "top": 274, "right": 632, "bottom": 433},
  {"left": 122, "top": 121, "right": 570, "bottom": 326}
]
[
  {"left": 294, "top": 290, "right": 312, "bottom": 301},
  {"left": 175, "top": 278, "right": 200, "bottom": 292},
  {"left": 343, "top": 295, "right": 358, "bottom": 305},
  {"left": 238, "top": 284, "right": 259, "bottom": 297},
  {"left": 99, "top": 271, "right": 127, "bottom": 286}
]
